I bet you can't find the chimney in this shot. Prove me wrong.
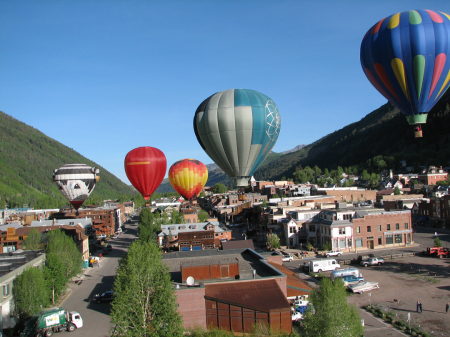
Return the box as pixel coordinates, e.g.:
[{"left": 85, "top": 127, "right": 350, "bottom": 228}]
[{"left": 390, "top": 169, "right": 393, "bottom": 180}]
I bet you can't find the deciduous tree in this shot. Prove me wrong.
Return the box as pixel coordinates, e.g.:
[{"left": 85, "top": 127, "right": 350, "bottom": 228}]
[
  {"left": 198, "top": 209, "right": 209, "bottom": 223},
  {"left": 23, "top": 228, "right": 43, "bottom": 250},
  {"left": 13, "top": 266, "right": 50, "bottom": 322},
  {"left": 212, "top": 183, "right": 227, "bottom": 194},
  {"left": 111, "top": 240, "right": 183, "bottom": 337},
  {"left": 302, "top": 278, "right": 364, "bottom": 337}
]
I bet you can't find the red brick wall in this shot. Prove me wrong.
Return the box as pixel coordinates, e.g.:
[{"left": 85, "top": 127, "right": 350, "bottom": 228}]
[
  {"left": 352, "top": 212, "right": 413, "bottom": 249},
  {"left": 176, "top": 287, "right": 206, "bottom": 329}
]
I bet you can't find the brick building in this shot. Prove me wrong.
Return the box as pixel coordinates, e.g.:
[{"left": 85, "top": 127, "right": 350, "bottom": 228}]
[
  {"left": 163, "top": 249, "right": 292, "bottom": 334},
  {"left": 63, "top": 205, "right": 123, "bottom": 236},
  {"left": 418, "top": 166, "right": 448, "bottom": 185}
]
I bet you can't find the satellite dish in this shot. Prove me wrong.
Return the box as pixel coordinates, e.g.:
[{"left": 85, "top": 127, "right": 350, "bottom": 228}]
[{"left": 186, "top": 276, "right": 195, "bottom": 286}]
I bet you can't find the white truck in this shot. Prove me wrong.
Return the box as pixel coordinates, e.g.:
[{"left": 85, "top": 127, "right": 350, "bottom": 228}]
[{"left": 307, "top": 258, "right": 340, "bottom": 273}]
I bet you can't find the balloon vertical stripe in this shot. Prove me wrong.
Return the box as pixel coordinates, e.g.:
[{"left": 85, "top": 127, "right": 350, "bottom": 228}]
[
  {"left": 409, "top": 11, "right": 422, "bottom": 25},
  {"left": 436, "top": 69, "right": 450, "bottom": 97},
  {"left": 374, "top": 63, "right": 399, "bottom": 101},
  {"left": 429, "top": 54, "right": 447, "bottom": 100},
  {"left": 413, "top": 55, "right": 426, "bottom": 99},
  {"left": 391, "top": 58, "right": 409, "bottom": 100},
  {"left": 388, "top": 13, "right": 400, "bottom": 29},
  {"left": 427, "top": 10, "right": 444, "bottom": 23}
]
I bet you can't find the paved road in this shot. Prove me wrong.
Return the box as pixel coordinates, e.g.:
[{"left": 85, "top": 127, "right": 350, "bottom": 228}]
[{"left": 61, "top": 224, "right": 137, "bottom": 336}]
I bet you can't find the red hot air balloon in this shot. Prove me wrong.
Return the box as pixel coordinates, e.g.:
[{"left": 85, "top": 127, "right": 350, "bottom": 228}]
[
  {"left": 169, "top": 159, "right": 208, "bottom": 201},
  {"left": 124, "top": 147, "right": 167, "bottom": 201}
]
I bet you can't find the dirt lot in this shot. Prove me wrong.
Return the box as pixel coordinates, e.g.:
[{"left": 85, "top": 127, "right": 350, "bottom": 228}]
[{"left": 340, "top": 256, "right": 450, "bottom": 336}]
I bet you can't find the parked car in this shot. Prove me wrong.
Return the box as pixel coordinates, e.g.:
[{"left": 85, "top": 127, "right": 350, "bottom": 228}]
[
  {"left": 93, "top": 291, "right": 114, "bottom": 303},
  {"left": 282, "top": 254, "right": 294, "bottom": 262},
  {"left": 360, "top": 257, "right": 385, "bottom": 267},
  {"left": 97, "top": 234, "right": 106, "bottom": 239},
  {"left": 325, "top": 250, "right": 342, "bottom": 257}
]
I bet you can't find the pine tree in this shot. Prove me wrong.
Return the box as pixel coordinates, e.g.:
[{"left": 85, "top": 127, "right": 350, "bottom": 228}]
[{"left": 111, "top": 240, "right": 183, "bottom": 336}]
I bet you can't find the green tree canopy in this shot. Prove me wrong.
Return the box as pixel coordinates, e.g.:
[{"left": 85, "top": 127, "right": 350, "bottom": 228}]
[
  {"left": 303, "top": 278, "right": 364, "bottom": 337},
  {"left": 43, "top": 229, "right": 82, "bottom": 303},
  {"left": 394, "top": 186, "right": 401, "bottom": 195},
  {"left": 111, "top": 240, "right": 183, "bottom": 337},
  {"left": 198, "top": 209, "right": 209, "bottom": 223},
  {"left": 212, "top": 183, "right": 228, "bottom": 194},
  {"left": 23, "top": 228, "right": 43, "bottom": 250},
  {"left": 267, "top": 233, "right": 280, "bottom": 250},
  {"left": 13, "top": 266, "right": 50, "bottom": 323}
]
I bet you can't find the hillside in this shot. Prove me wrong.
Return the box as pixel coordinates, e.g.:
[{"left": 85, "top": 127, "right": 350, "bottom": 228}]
[
  {"left": 0, "top": 111, "right": 135, "bottom": 208},
  {"left": 255, "top": 90, "right": 450, "bottom": 180}
]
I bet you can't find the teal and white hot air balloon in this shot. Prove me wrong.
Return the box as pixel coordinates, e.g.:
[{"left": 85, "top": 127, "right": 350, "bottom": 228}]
[{"left": 193, "top": 89, "right": 281, "bottom": 187}]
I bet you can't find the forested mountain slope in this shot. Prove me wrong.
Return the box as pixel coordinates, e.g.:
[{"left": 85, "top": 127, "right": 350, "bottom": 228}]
[{"left": 0, "top": 111, "right": 135, "bottom": 208}]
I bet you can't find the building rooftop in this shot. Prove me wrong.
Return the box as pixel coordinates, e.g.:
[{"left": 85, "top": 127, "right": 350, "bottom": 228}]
[{"left": 163, "top": 249, "right": 283, "bottom": 283}]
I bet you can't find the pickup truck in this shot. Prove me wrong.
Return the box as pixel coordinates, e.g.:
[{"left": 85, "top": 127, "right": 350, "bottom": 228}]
[
  {"left": 325, "top": 250, "right": 342, "bottom": 257},
  {"left": 282, "top": 254, "right": 294, "bottom": 262},
  {"left": 360, "top": 257, "right": 384, "bottom": 267}
]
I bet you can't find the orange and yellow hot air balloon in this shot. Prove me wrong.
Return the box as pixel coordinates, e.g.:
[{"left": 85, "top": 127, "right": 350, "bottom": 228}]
[{"left": 169, "top": 159, "right": 208, "bottom": 201}]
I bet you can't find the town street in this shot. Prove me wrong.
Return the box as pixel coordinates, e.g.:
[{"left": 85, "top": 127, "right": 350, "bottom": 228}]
[{"left": 60, "top": 224, "right": 137, "bottom": 336}]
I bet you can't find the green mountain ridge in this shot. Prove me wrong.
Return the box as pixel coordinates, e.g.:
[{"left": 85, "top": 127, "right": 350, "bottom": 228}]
[{"left": 0, "top": 111, "right": 135, "bottom": 209}]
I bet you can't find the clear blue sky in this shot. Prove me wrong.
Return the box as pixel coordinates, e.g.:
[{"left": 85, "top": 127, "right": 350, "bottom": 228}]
[{"left": 1, "top": 1, "right": 449, "bottom": 185}]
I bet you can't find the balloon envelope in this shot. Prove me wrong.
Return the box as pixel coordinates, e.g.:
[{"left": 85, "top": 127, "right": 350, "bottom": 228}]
[
  {"left": 361, "top": 10, "right": 450, "bottom": 128},
  {"left": 169, "top": 159, "right": 208, "bottom": 200},
  {"left": 193, "top": 89, "right": 281, "bottom": 186},
  {"left": 124, "top": 146, "right": 167, "bottom": 200},
  {"left": 53, "top": 163, "right": 100, "bottom": 210}
]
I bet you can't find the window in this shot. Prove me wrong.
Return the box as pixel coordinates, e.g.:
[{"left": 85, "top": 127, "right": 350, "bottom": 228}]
[
  {"left": 355, "top": 238, "right": 363, "bottom": 247},
  {"left": 356, "top": 227, "right": 360, "bottom": 234},
  {"left": 405, "top": 223, "right": 409, "bottom": 229},
  {"left": 386, "top": 235, "right": 393, "bottom": 245},
  {"left": 387, "top": 224, "right": 391, "bottom": 230},
  {"left": 340, "top": 239, "right": 346, "bottom": 248},
  {"left": 367, "top": 226, "right": 371, "bottom": 233},
  {"left": 309, "top": 225, "right": 315, "bottom": 232},
  {"left": 290, "top": 227, "right": 294, "bottom": 233},
  {"left": 378, "top": 225, "right": 381, "bottom": 232},
  {"left": 215, "top": 233, "right": 218, "bottom": 237},
  {"left": 339, "top": 228, "right": 346, "bottom": 235},
  {"left": 3, "top": 283, "right": 9, "bottom": 297},
  {"left": 378, "top": 236, "right": 382, "bottom": 245},
  {"left": 395, "top": 234, "right": 402, "bottom": 243},
  {"left": 396, "top": 223, "right": 400, "bottom": 230},
  {"left": 348, "top": 238, "right": 352, "bottom": 247}
]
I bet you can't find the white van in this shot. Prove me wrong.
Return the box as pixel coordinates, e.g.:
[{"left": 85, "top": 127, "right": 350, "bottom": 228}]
[
  {"left": 309, "top": 258, "right": 340, "bottom": 273},
  {"left": 330, "top": 267, "right": 361, "bottom": 281}
]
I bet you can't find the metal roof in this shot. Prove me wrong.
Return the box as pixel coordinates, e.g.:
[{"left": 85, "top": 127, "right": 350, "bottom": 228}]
[{"left": 205, "top": 279, "right": 290, "bottom": 312}]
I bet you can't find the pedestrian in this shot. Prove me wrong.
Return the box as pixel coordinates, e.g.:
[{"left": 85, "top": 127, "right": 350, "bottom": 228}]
[
  {"left": 446, "top": 303, "right": 449, "bottom": 314},
  {"left": 435, "top": 232, "right": 438, "bottom": 238},
  {"left": 417, "top": 301, "right": 421, "bottom": 313},
  {"left": 420, "top": 302, "right": 423, "bottom": 313}
]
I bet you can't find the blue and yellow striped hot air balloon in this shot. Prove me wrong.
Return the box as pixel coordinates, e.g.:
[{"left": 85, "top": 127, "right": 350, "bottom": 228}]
[
  {"left": 361, "top": 9, "right": 450, "bottom": 137},
  {"left": 193, "top": 89, "right": 281, "bottom": 187}
]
